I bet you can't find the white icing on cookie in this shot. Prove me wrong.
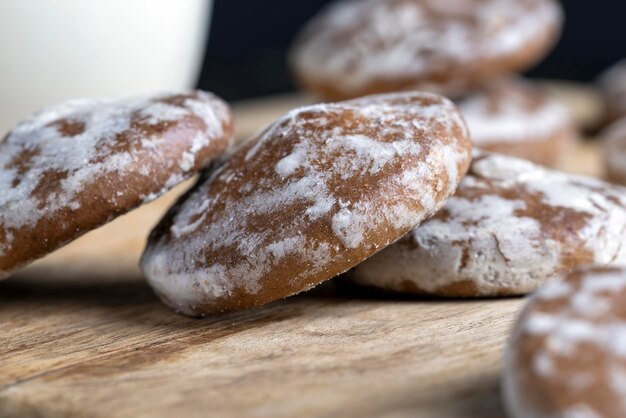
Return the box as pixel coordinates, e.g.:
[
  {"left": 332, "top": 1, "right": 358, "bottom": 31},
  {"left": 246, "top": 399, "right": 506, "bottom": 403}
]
[
  {"left": 141, "top": 92, "right": 471, "bottom": 315},
  {"left": 350, "top": 152, "right": 626, "bottom": 296},
  {"left": 0, "top": 91, "right": 232, "bottom": 277},
  {"left": 292, "top": 0, "right": 562, "bottom": 97}
]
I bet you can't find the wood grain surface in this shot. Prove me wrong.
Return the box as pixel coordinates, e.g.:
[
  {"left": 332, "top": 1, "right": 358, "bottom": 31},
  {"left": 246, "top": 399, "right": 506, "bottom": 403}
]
[{"left": 0, "top": 84, "right": 606, "bottom": 418}]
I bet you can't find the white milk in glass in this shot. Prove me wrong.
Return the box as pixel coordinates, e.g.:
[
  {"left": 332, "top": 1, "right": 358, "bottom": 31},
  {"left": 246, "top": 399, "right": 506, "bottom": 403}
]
[{"left": 0, "top": 0, "right": 212, "bottom": 134}]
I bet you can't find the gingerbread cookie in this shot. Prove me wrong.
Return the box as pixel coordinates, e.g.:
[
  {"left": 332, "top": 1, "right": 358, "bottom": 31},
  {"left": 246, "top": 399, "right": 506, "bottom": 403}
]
[
  {"left": 504, "top": 266, "right": 626, "bottom": 418},
  {"left": 598, "top": 60, "right": 626, "bottom": 125},
  {"left": 290, "top": 0, "right": 562, "bottom": 101},
  {"left": 0, "top": 91, "right": 234, "bottom": 279},
  {"left": 141, "top": 92, "right": 472, "bottom": 316},
  {"left": 603, "top": 118, "right": 626, "bottom": 185},
  {"left": 349, "top": 152, "right": 626, "bottom": 297},
  {"left": 458, "top": 77, "right": 573, "bottom": 166}
]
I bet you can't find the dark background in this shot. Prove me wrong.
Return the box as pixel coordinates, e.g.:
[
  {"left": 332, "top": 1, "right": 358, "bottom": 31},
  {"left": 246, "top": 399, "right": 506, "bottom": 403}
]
[{"left": 197, "top": 0, "right": 626, "bottom": 101}]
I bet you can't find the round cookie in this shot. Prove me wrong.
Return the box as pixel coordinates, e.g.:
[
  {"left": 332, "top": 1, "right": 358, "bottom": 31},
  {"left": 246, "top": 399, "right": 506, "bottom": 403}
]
[
  {"left": 141, "top": 92, "right": 472, "bottom": 316},
  {"left": 503, "top": 266, "right": 626, "bottom": 418},
  {"left": 290, "top": 0, "right": 562, "bottom": 101},
  {"left": 598, "top": 59, "right": 626, "bottom": 125},
  {"left": 458, "top": 77, "right": 573, "bottom": 167},
  {"left": 349, "top": 152, "right": 626, "bottom": 297},
  {"left": 0, "top": 91, "right": 234, "bottom": 280},
  {"left": 602, "top": 118, "right": 626, "bottom": 185}
]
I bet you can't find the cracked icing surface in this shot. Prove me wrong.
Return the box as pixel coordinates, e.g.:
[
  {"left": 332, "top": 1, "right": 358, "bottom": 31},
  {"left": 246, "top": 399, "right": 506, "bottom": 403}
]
[
  {"left": 504, "top": 267, "right": 626, "bottom": 418},
  {"left": 141, "top": 92, "right": 472, "bottom": 316},
  {"left": 350, "top": 152, "right": 626, "bottom": 296},
  {"left": 459, "top": 77, "right": 572, "bottom": 145},
  {"left": 0, "top": 91, "right": 234, "bottom": 279},
  {"left": 603, "top": 118, "right": 626, "bottom": 185},
  {"left": 291, "top": 0, "right": 562, "bottom": 99}
]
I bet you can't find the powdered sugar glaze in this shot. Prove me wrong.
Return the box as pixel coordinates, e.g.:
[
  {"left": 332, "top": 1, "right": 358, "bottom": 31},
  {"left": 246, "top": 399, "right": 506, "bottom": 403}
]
[
  {"left": 504, "top": 267, "right": 626, "bottom": 418},
  {"left": 0, "top": 91, "right": 232, "bottom": 278},
  {"left": 351, "top": 152, "right": 626, "bottom": 296},
  {"left": 141, "top": 92, "right": 471, "bottom": 315}
]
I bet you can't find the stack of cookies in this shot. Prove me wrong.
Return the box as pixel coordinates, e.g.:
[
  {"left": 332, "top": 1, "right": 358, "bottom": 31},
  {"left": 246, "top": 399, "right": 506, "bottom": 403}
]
[
  {"left": 2, "top": 89, "right": 624, "bottom": 416},
  {"left": 2, "top": 2, "right": 625, "bottom": 417},
  {"left": 4, "top": 85, "right": 623, "bottom": 311},
  {"left": 0, "top": 90, "right": 474, "bottom": 314},
  {"left": 290, "top": 0, "right": 575, "bottom": 167}
]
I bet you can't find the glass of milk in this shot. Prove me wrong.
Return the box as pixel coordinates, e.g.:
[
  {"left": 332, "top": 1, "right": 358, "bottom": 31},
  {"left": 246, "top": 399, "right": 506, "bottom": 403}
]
[{"left": 0, "top": 0, "right": 213, "bottom": 134}]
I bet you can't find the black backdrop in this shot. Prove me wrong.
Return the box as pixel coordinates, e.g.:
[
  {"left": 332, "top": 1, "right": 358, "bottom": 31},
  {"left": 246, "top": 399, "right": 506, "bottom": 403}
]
[{"left": 197, "top": 0, "right": 626, "bottom": 101}]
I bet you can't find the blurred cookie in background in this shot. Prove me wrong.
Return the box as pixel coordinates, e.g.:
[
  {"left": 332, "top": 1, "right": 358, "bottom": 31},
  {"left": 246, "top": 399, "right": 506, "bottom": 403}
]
[
  {"left": 290, "top": 0, "right": 563, "bottom": 101},
  {"left": 602, "top": 117, "right": 626, "bottom": 184},
  {"left": 598, "top": 59, "right": 626, "bottom": 126},
  {"left": 458, "top": 77, "right": 574, "bottom": 167}
]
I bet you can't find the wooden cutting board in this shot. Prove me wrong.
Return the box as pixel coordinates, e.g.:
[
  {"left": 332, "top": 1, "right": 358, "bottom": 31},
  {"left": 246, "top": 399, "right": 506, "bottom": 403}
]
[{"left": 0, "top": 83, "right": 607, "bottom": 418}]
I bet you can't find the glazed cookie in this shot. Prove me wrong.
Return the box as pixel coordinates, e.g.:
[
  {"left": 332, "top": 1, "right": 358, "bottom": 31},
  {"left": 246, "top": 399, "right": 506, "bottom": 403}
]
[
  {"left": 0, "top": 91, "right": 234, "bottom": 279},
  {"left": 141, "top": 92, "right": 472, "bottom": 316},
  {"left": 349, "top": 152, "right": 626, "bottom": 297},
  {"left": 603, "top": 118, "right": 626, "bottom": 185},
  {"left": 458, "top": 77, "right": 573, "bottom": 167},
  {"left": 503, "top": 266, "right": 626, "bottom": 418},
  {"left": 290, "top": 0, "right": 562, "bottom": 101},
  {"left": 598, "top": 60, "right": 626, "bottom": 125}
]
